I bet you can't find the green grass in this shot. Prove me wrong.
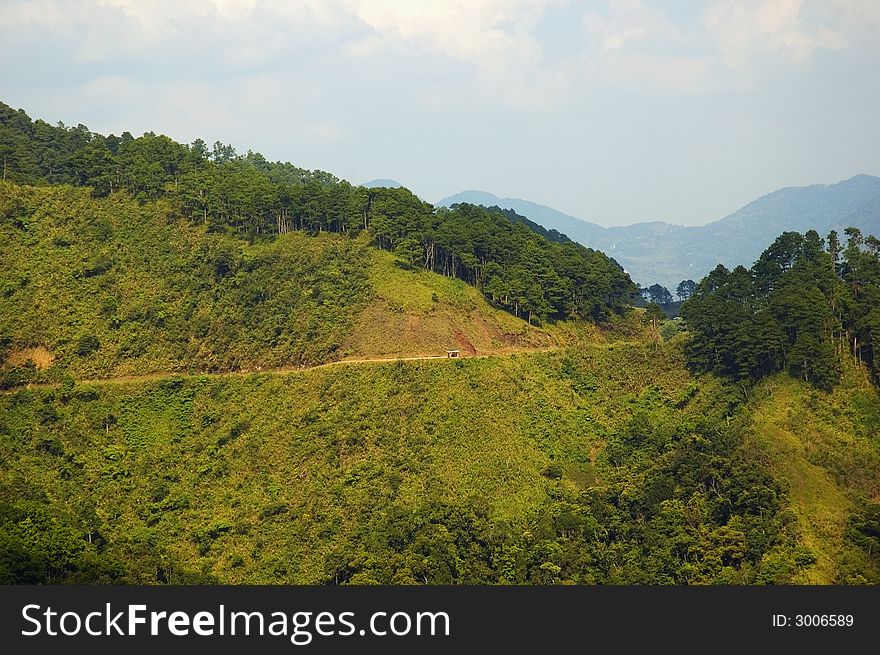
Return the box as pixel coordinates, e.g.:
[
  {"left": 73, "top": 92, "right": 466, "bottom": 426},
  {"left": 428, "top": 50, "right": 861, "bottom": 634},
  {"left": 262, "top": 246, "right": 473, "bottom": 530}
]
[
  {"left": 339, "top": 250, "right": 556, "bottom": 358},
  {"left": 746, "top": 360, "right": 880, "bottom": 583}
]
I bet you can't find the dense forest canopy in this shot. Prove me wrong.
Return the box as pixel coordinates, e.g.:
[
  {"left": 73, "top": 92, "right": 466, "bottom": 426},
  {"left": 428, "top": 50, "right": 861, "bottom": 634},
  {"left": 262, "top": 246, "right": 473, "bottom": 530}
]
[
  {"left": 681, "top": 228, "right": 880, "bottom": 390},
  {"left": 479, "top": 205, "right": 573, "bottom": 245},
  {"left": 0, "top": 102, "right": 634, "bottom": 325}
]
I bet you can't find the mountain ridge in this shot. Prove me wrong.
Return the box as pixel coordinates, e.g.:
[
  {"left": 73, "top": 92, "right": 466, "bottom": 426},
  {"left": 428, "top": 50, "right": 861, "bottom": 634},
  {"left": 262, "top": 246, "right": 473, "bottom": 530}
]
[
  {"left": 359, "top": 178, "right": 403, "bottom": 188},
  {"left": 438, "top": 174, "right": 880, "bottom": 290}
]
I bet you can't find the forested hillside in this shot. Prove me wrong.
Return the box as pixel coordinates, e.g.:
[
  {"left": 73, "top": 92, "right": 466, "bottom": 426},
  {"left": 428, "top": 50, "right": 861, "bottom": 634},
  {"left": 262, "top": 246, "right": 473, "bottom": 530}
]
[
  {"left": 0, "top": 183, "right": 563, "bottom": 384},
  {"left": 0, "top": 183, "right": 371, "bottom": 381},
  {"left": 0, "top": 102, "right": 634, "bottom": 326}
]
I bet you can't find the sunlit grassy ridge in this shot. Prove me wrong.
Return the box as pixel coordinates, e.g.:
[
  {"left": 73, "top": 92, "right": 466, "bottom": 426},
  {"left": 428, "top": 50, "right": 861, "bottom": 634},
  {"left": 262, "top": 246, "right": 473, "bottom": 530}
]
[
  {"left": 746, "top": 360, "right": 880, "bottom": 583},
  {"left": 340, "top": 250, "right": 556, "bottom": 358}
]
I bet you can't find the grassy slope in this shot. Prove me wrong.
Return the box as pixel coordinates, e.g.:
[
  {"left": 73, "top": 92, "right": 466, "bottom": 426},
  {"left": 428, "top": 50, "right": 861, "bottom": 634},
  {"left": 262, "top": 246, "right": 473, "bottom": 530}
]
[
  {"left": 340, "top": 250, "right": 556, "bottom": 358},
  {"left": 0, "top": 183, "right": 373, "bottom": 378},
  {"left": 746, "top": 360, "right": 880, "bottom": 583},
  {"left": 0, "top": 343, "right": 714, "bottom": 583}
]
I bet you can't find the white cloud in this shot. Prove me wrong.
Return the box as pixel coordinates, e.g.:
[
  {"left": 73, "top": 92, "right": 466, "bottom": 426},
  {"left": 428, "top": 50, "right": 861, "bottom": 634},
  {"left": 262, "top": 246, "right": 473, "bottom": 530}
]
[
  {"left": 704, "top": 0, "right": 848, "bottom": 75},
  {"left": 3, "top": 0, "right": 864, "bottom": 103},
  {"left": 828, "top": 0, "right": 880, "bottom": 26},
  {"left": 1, "top": 0, "right": 874, "bottom": 130},
  {"left": 348, "top": 0, "right": 553, "bottom": 60},
  {"left": 341, "top": 0, "right": 568, "bottom": 108},
  {"left": 584, "top": 0, "right": 686, "bottom": 54},
  {"left": 578, "top": 0, "right": 716, "bottom": 92},
  {"left": 96, "top": 0, "right": 259, "bottom": 24},
  {"left": 572, "top": 0, "right": 860, "bottom": 92}
]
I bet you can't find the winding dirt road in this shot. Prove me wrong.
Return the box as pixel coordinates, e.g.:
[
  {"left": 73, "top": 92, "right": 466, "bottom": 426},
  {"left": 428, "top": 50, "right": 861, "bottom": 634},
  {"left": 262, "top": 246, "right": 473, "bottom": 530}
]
[{"left": 10, "top": 348, "right": 561, "bottom": 391}]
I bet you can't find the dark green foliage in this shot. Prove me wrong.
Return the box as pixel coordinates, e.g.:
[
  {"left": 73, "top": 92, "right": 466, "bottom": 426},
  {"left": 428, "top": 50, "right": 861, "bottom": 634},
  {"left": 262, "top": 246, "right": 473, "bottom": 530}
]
[
  {"left": 848, "top": 503, "right": 880, "bottom": 571},
  {"left": 835, "top": 499, "right": 880, "bottom": 584},
  {"left": 381, "top": 201, "right": 635, "bottom": 323},
  {"left": 644, "top": 284, "right": 673, "bottom": 305},
  {"left": 0, "top": 362, "right": 38, "bottom": 390},
  {"left": 483, "top": 205, "right": 572, "bottom": 244},
  {"left": 0, "top": 500, "right": 212, "bottom": 583},
  {"left": 75, "top": 335, "right": 100, "bottom": 357},
  {"left": 682, "top": 229, "right": 880, "bottom": 389},
  {"left": 676, "top": 280, "right": 697, "bottom": 301},
  {"left": 542, "top": 464, "right": 565, "bottom": 479}
]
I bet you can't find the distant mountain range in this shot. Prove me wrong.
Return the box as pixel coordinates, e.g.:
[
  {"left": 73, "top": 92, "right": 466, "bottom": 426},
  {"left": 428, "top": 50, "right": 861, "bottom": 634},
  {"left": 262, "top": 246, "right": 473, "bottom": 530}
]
[
  {"left": 359, "top": 178, "right": 403, "bottom": 188},
  {"left": 438, "top": 175, "right": 880, "bottom": 291}
]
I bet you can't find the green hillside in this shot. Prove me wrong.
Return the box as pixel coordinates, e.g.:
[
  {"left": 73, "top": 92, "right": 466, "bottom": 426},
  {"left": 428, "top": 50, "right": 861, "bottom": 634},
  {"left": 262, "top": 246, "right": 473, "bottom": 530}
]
[
  {"left": 339, "top": 251, "right": 556, "bottom": 358},
  {"left": 0, "top": 183, "right": 368, "bottom": 381},
  {"left": 3, "top": 342, "right": 877, "bottom": 584},
  {"left": 0, "top": 102, "right": 636, "bottom": 327},
  {"left": 746, "top": 360, "right": 880, "bottom": 583},
  {"left": 0, "top": 182, "right": 557, "bottom": 385}
]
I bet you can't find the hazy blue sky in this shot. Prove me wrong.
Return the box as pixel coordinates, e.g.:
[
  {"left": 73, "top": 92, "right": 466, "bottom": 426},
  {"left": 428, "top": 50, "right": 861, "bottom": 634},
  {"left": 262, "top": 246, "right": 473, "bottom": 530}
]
[{"left": 2, "top": 0, "right": 878, "bottom": 226}]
